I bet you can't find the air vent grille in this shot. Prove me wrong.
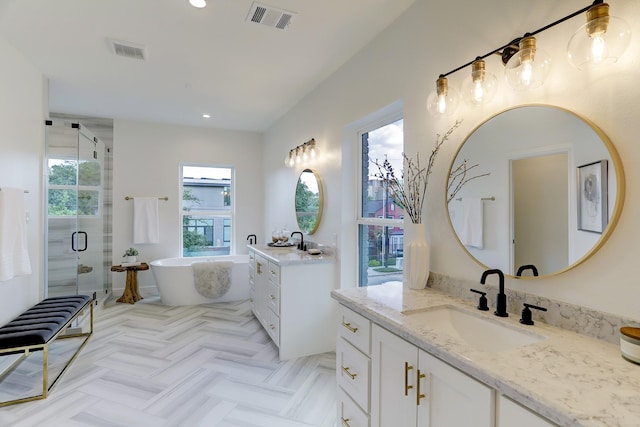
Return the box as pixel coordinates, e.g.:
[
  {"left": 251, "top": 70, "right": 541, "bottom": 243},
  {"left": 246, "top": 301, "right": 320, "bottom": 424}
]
[
  {"left": 246, "top": 2, "right": 296, "bottom": 30},
  {"left": 108, "top": 38, "right": 147, "bottom": 60}
]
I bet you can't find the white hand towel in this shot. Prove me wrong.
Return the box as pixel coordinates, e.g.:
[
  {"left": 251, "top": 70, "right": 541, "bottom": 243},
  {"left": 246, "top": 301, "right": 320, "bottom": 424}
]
[
  {"left": 460, "top": 198, "right": 484, "bottom": 249},
  {"left": 133, "top": 197, "right": 160, "bottom": 244},
  {"left": 0, "top": 188, "right": 32, "bottom": 281}
]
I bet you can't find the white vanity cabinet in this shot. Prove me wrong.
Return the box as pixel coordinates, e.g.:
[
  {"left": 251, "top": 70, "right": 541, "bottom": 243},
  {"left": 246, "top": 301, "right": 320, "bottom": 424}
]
[
  {"left": 336, "top": 305, "right": 372, "bottom": 426},
  {"left": 498, "top": 395, "right": 558, "bottom": 427},
  {"left": 371, "top": 324, "right": 494, "bottom": 427},
  {"left": 248, "top": 246, "right": 336, "bottom": 360}
]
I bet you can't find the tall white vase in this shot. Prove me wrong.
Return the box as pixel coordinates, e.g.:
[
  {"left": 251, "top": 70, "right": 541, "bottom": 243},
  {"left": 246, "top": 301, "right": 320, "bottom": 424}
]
[{"left": 404, "top": 222, "right": 430, "bottom": 289}]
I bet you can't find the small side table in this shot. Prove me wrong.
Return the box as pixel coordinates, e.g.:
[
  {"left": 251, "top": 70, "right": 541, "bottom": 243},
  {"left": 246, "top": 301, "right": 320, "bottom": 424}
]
[{"left": 111, "top": 262, "right": 149, "bottom": 304}]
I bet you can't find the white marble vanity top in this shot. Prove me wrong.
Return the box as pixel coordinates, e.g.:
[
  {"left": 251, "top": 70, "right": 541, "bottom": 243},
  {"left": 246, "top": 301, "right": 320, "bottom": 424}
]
[
  {"left": 332, "top": 282, "right": 640, "bottom": 427},
  {"left": 248, "top": 244, "right": 335, "bottom": 266}
]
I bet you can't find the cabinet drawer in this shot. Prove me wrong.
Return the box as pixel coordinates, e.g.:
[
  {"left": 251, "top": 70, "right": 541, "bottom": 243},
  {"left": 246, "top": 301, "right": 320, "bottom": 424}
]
[
  {"left": 264, "top": 308, "right": 280, "bottom": 347},
  {"left": 337, "top": 338, "right": 370, "bottom": 412},
  {"left": 337, "top": 386, "right": 370, "bottom": 427},
  {"left": 338, "top": 305, "right": 371, "bottom": 355},
  {"left": 266, "top": 280, "right": 280, "bottom": 313},
  {"left": 268, "top": 262, "right": 280, "bottom": 285}
]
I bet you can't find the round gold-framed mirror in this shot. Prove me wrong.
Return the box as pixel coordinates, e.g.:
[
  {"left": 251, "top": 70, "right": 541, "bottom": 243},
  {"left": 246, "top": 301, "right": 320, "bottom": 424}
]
[
  {"left": 446, "top": 105, "right": 625, "bottom": 278},
  {"left": 295, "top": 168, "right": 323, "bottom": 234}
]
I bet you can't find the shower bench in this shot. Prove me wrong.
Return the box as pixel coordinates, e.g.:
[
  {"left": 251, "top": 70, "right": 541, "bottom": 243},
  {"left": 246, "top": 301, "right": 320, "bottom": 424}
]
[{"left": 0, "top": 294, "right": 94, "bottom": 406}]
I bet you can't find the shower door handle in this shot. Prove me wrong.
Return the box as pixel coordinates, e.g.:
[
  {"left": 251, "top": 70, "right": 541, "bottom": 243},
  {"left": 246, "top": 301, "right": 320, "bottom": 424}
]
[{"left": 72, "top": 231, "right": 88, "bottom": 252}]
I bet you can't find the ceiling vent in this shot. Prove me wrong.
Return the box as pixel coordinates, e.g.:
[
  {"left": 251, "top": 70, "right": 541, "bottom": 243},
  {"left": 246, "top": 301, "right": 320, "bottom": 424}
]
[
  {"left": 108, "top": 38, "right": 147, "bottom": 60},
  {"left": 246, "top": 2, "right": 296, "bottom": 30}
]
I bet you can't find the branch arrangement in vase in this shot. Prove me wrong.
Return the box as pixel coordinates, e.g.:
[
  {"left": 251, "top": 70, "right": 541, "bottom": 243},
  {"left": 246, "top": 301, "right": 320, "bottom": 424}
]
[{"left": 373, "top": 120, "right": 462, "bottom": 224}]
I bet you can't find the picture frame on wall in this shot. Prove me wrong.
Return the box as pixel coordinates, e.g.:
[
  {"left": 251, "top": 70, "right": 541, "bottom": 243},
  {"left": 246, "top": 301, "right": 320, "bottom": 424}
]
[{"left": 577, "top": 160, "right": 608, "bottom": 233}]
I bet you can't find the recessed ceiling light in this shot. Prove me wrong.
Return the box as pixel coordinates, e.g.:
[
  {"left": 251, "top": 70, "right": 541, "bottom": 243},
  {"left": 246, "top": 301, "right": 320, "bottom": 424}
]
[
  {"left": 189, "top": 0, "right": 206, "bottom": 8},
  {"left": 202, "top": 114, "right": 211, "bottom": 118}
]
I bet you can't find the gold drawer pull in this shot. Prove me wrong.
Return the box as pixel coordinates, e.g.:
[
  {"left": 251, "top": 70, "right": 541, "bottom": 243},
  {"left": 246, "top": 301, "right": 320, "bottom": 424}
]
[
  {"left": 342, "top": 322, "right": 358, "bottom": 333},
  {"left": 342, "top": 366, "right": 357, "bottom": 380},
  {"left": 416, "top": 370, "right": 427, "bottom": 406},
  {"left": 341, "top": 418, "right": 351, "bottom": 427},
  {"left": 404, "top": 362, "right": 414, "bottom": 396},
  {"left": 257, "top": 263, "right": 262, "bottom": 274},
  {"left": 269, "top": 294, "right": 276, "bottom": 300}
]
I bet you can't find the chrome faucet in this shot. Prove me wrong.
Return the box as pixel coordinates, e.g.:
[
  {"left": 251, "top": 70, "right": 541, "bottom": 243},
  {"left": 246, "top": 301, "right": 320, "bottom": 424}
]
[
  {"left": 290, "top": 231, "right": 304, "bottom": 249},
  {"left": 480, "top": 269, "right": 508, "bottom": 317}
]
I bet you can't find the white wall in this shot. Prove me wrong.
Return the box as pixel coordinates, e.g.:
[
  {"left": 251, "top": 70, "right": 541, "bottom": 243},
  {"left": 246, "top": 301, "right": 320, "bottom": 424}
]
[
  {"left": 264, "top": 0, "right": 640, "bottom": 319},
  {"left": 0, "top": 36, "right": 46, "bottom": 323},
  {"left": 112, "top": 119, "right": 263, "bottom": 291}
]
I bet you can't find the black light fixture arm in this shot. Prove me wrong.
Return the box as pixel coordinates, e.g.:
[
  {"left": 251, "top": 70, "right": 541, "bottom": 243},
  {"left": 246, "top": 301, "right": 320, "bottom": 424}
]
[{"left": 439, "top": 0, "right": 603, "bottom": 78}]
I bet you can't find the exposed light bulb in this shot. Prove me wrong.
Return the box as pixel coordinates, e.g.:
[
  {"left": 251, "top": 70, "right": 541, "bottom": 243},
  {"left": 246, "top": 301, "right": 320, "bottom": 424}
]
[
  {"left": 462, "top": 59, "right": 497, "bottom": 106},
  {"left": 590, "top": 33, "right": 606, "bottom": 64},
  {"left": 505, "top": 36, "right": 550, "bottom": 91},
  {"left": 567, "top": 3, "right": 631, "bottom": 70},
  {"left": 427, "top": 76, "right": 459, "bottom": 116}
]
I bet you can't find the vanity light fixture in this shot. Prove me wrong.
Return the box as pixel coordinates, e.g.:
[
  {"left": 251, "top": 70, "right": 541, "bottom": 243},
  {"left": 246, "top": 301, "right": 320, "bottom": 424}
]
[
  {"left": 504, "top": 36, "right": 551, "bottom": 91},
  {"left": 189, "top": 0, "right": 207, "bottom": 8},
  {"left": 461, "top": 58, "right": 498, "bottom": 105},
  {"left": 427, "top": 0, "right": 630, "bottom": 116},
  {"left": 427, "top": 76, "right": 459, "bottom": 116},
  {"left": 567, "top": 2, "right": 631, "bottom": 69},
  {"left": 285, "top": 138, "right": 318, "bottom": 168}
]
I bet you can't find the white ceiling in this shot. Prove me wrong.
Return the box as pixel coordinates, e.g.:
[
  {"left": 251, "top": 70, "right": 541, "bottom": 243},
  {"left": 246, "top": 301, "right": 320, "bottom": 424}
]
[{"left": 0, "top": 0, "right": 416, "bottom": 132}]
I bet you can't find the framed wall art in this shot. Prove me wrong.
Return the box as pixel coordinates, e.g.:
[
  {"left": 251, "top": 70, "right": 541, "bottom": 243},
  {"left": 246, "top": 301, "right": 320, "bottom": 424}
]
[{"left": 577, "top": 160, "right": 608, "bottom": 233}]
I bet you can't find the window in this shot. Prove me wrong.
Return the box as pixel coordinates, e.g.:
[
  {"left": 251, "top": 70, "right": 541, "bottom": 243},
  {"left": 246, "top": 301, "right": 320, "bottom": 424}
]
[
  {"left": 48, "top": 158, "right": 101, "bottom": 217},
  {"left": 181, "top": 165, "right": 234, "bottom": 257},
  {"left": 357, "top": 118, "right": 404, "bottom": 286}
]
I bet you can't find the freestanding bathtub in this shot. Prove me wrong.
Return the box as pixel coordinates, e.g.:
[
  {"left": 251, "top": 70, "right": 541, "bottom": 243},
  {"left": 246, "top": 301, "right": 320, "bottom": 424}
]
[{"left": 150, "top": 255, "right": 250, "bottom": 306}]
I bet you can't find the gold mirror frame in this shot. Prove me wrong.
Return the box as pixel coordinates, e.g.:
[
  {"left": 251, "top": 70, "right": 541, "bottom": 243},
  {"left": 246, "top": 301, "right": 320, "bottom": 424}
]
[
  {"left": 445, "top": 105, "right": 625, "bottom": 279},
  {"left": 295, "top": 168, "right": 324, "bottom": 234}
]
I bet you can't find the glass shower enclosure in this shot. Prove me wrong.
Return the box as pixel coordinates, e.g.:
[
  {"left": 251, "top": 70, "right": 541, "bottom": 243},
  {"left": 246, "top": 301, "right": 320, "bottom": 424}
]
[{"left": 45, "top": 121, "right": 106, "bottom": 298}]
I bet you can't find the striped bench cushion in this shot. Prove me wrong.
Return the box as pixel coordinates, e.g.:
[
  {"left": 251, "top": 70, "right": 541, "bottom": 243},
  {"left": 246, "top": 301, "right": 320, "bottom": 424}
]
[{"left": 0, "top": 295, "right": 91, "bottom": 350}]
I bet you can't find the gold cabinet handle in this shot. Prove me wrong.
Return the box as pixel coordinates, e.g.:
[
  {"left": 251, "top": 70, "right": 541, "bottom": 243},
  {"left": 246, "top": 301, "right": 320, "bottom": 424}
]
[
  {"left": 342, "top": 366, "right": 357, "bottom": 380},
  {"left": 269, "top": 294, "right": 276, "bottom": 300},
  {"left": 404, "top": 362, "right": 414, "bottom": 396},
  {"left": 342, "top": 322, "right": 358, "bottom": 333},
  {"left": 341, "top": 418, "right": 351, "bottom": 427},
  {"left": 257, "top": 262, "right": 262, "bottom": 274},
  {"left": 416, "top": 369, "right": 427, "bottom": 406}
]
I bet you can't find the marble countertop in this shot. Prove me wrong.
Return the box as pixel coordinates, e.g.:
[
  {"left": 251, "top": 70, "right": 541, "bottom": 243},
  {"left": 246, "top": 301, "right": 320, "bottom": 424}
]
[
  {"left": 248, "top": 245, "right": 335, "bottom": 266},
  {"left": 332, "top": 282, "right": 640, "bottom": 427}
]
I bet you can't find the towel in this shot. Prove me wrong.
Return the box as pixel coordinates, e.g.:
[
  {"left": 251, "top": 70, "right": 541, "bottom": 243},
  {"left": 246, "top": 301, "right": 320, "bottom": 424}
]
[
  {"left": 460, "top": 198, "right": 484, "bottom": 249},
  {"left": 192, "top": 261, "right": 233, "bottom": 298},
  {"left": 0, "top": 188, "right": 32, "bottom": 281},
  {"left": 133, "top": 197, "right": 159, "bottom": 244}
]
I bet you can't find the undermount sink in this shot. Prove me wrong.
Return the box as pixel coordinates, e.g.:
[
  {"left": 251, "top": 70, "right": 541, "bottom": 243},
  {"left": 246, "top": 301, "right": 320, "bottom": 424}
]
[{"left": 402, "top": 305, "right": 545, "bottom": 353}]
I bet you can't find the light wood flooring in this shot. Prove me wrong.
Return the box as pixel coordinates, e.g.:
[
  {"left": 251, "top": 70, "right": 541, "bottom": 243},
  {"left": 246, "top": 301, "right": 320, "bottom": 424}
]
[{"left": 0, "top": 294, "right": 337, "bottom": 427}]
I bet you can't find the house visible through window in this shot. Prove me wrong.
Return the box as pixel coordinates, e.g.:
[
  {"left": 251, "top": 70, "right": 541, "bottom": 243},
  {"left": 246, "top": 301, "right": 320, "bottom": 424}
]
[
  {"left": 181, "top": 165, "right": 233, "bottom": 257},
  {"left": 357, "top": 118, "right": 404, "bottom": 286}
]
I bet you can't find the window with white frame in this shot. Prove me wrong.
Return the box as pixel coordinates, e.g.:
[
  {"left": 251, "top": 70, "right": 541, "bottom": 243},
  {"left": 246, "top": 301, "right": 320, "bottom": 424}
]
[
  {"left": 181, "top": 165, "right": 233, "bottom": 257},
  {"left": 357, "top": 118, "right": 404, "bottom": 286}
]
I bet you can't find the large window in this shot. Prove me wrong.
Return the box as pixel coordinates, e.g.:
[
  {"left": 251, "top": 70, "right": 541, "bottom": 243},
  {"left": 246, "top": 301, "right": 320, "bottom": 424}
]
[
  {"left": 181, "top": 165, "right": 233, "bottom": 257},
  {"left": 357, "top": 118, "right": 404, "bottom": 286}
]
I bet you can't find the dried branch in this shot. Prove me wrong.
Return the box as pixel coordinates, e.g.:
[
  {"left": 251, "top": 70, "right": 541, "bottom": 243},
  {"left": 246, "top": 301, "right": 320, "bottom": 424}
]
[
  {"left": 372, "top": 120, "right": 462, "bottom": 224},
  {"left": 447, "top": 159, "right": 490, "bottom": 203}
]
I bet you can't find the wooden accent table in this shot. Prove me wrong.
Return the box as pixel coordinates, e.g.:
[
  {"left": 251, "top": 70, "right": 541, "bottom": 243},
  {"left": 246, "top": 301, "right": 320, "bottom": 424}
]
[{"left": 111, "top": 262, "right": 149, "bottom": 304}]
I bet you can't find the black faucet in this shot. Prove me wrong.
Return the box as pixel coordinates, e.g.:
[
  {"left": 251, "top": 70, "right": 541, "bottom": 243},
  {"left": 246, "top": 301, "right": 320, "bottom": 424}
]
[
  {"left": 480, "top": 269, "right": 508, "bottom": 317},
  {"left": 246, "top": 234, "right": 257, "bottom": 245},
  {"left": 290, "top": 231, "right": 304, "bottom": 249},
  {"left": 516, "top": 264, "right": 539, "bottom": 277}
]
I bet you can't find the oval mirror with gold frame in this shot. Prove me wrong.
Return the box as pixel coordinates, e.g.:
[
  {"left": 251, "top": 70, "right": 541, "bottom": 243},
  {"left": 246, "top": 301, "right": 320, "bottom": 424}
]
[
  {"left": 446, "top": 105, "right": 625, "bottom": 278},
  {"left": 295, "top": 168, "right": 323, "bottom": 234}
]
